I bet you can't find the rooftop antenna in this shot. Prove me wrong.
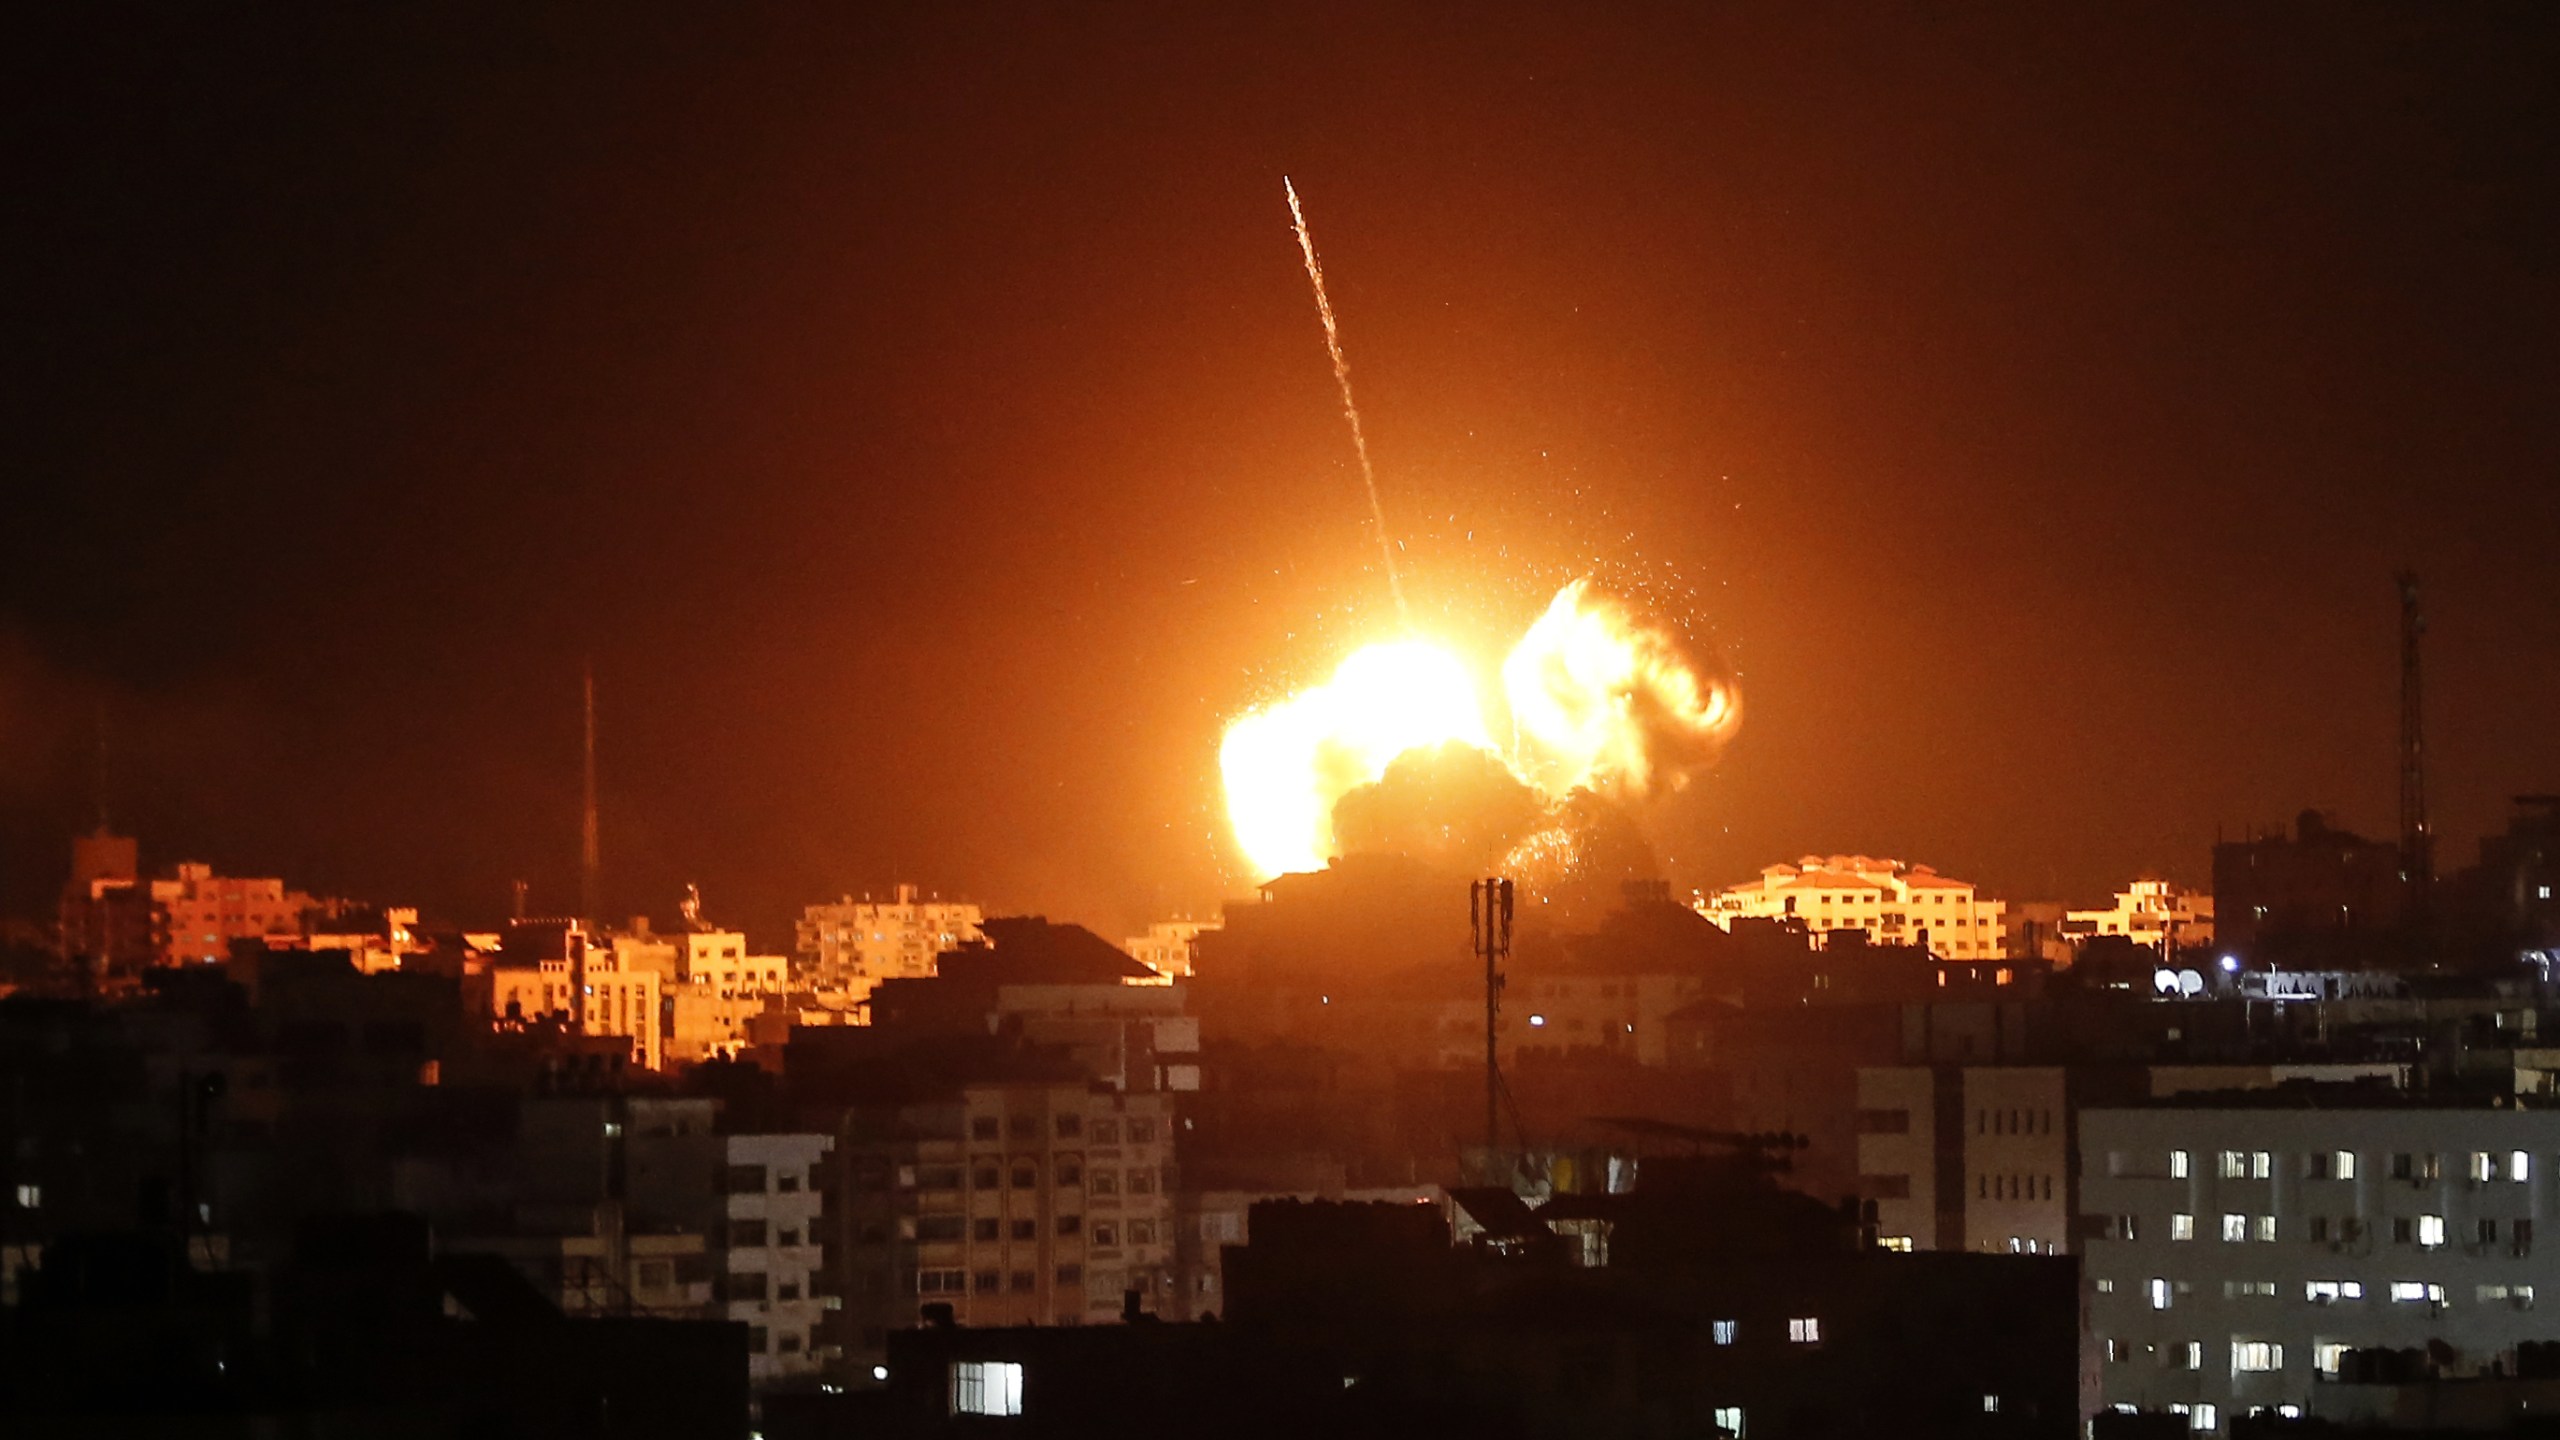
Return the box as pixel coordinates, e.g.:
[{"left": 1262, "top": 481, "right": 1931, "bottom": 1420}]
[
  {"left": 2396, "top": 571, "right": 2432, "bottom": 917},
  {"left": 581, "top": 662, "right": 602, "bottom": 925},
  {"left": 1471, "top": 877, "right": 1515, "bottom": 1186}
]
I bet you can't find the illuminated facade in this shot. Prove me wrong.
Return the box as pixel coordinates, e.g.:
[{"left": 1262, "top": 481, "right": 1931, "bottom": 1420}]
[
  {"left": 488, "top": 921, "right": 663, "bottom": 1070},
  {"left": 1696, "top": 855, "right": 2008, "bottom": 958},
  {"left": 1121, "top": 918, "right": 1214, "bottom": 982},
  {"left": 2066, "top": 879, "right": 2215, "bottom": 954},
  {"left": 667, "top": 929, "right": 791, "bottom": 1065},
  {"left": 153, "top": 862, "right": 316, "bottom": 965},
  {"left": 795, "top": 884, "right": 983, "bottom": 1009}
]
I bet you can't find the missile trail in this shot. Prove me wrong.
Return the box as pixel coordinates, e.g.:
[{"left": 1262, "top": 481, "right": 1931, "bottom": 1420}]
[{"left": 1284, "top": 177, "right": 1411, "bottom": 629}]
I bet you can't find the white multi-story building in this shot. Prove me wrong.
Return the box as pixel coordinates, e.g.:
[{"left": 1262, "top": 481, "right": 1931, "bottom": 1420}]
[
  {"left": 1695, "top": 855, "right": 2008, "bottom": 958},
  {"left": 717, "top": 1132, "right": 835, "bottom": 1385},
  {"left": 2067, "top": 880, "right": 2216, "bottom": 955},
  {"left": 1122, "top": 919, "right": 1215, "bottom": 982},
  {"left": 2080, "top": 1100, "right": 2560, "bottom": 1433},
  {"left": 796, "top": 885, "right": 983, "bottom": 1008}
]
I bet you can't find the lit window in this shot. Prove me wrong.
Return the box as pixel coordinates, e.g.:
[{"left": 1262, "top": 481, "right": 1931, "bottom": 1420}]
[
  {"left": 2170, "top": 1150, "right": 2191, "bottom": 1179},
  {"left": 1712, "top": 1405, "right": 1745, "bottom": 1436},
  {"left": 949, "top": 1361, "right": 1024, "bottom": 1417},
  {"left": 2514, "top": 1151, "right": 2532, "bottom": 1182},
  {"left": 2254, "top": 1215, "right": 2277, "bottom": 1243},
  {"left": 2418, "top": 1215, "right": 2446, "bottom": 1248},
  {"left": 1786, "top": 1317, "right": 1821, "bottom": 1343},
  {"left": 2473, "top": 1151, "right": 2498, "bottom": 1183},
  {"left": 2220, "top": 1213, "right": 2247, "bottom": 1243},
  {"left": 2333, "top": 1150, "right": 2358, "bottom": 1180},
  {"left": 2171, "top": 1213, "right": 2195, "bottom": 1241},
  {"left": 2251, "top": 1151, "right": 2273, "bottom": 1179},
  {"left": 2218, "top": 1151, "right": 2248, "bottom": 1179},
  {"left": 2190, "top": 1403, "right": 2218, "bottom": 1432},
  {"left": 2232, "top": 1341, "right": 2283, "bottom": 1372},
  {"left": 2304, "top": 1280, "right": 2364, "bottom": 1302},
  {"left": 2095, "top": 1278, "right": 2116, "bottom": 1293},
  {"left": 1712, "top": 1319, "right": 1737, "bottom": 1345},
  {"left": 2315, "top": 1343, "right": 2348, "bottom": 1374},
  {"left": 2148, "top": 1278, "right": 2172, "bottom": 1310},
  {"left": 1877, "top": 1235, "right": 1913, "bottom": 1252},
  {"left": 1982, "top": 1394, "right": 2002, "bottom": 1414}
]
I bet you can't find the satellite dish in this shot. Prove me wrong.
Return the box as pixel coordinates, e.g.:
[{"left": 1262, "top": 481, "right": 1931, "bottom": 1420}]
[
  {"left": 2177, "top": 969, "right": 2205, "bottom": 997},
  {"left": 2153, "top": 969, "right": 2180, "bottom": 996}
]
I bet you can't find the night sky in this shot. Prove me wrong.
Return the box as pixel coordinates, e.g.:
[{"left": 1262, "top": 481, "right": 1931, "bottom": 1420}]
[{"left": 7, "top": 3, "right": 2556, "bottom": 944}]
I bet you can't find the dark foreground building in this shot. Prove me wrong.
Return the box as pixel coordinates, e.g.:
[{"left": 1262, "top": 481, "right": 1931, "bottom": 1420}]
[
  {"left": 0, "top": 1214, "right": 750, "bottom": 1439},
  {"left": 864, "top": 1159, "right": 2087, "bottom": 1439}
]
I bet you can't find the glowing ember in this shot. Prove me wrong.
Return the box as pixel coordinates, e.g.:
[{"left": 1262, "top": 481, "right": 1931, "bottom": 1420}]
[{"left": 1219, "top": 579, "right": 1739, "bottom": 880}]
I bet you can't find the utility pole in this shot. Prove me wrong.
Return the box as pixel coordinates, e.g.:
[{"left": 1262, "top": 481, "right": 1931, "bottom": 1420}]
[
  {"left": 1471, "top": 877, "right": 1514, "bottom": 1186},
  {"left": 2397, "top": 571, "right": 2432, "bottom": 923}
]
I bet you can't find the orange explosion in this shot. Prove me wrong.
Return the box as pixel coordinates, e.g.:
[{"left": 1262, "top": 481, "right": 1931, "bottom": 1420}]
[{"left": 1218, "top": 579, "right": 1738, "bottom": 880}]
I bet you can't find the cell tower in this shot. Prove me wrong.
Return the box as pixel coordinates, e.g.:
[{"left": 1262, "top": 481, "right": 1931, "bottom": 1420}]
[
  {"left": 1470, "top": 877, "right": 1514, "bottom": 1184},
  {"left": 581, "top": 662, "right": 602, "bottom": 924},
  {"left": 2396, "top": 571, "right": 2432, "bottom": 910}
]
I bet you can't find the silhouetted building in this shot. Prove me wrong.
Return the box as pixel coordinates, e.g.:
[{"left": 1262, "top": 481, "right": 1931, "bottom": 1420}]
[{"left": 2213, "top": 811, "right": 2414, "bottom": 963}]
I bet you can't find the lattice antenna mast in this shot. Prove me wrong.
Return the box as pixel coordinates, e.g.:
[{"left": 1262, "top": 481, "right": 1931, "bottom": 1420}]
[
  {"left": 581, "top": 662, "right": 602, "bottom": 925},
  {"left": 2397, "top": 571, "right": 2431, "bottom": 907},
  {"left": 1471, "top": 877, "right": 1515, "bottom": 1185}
]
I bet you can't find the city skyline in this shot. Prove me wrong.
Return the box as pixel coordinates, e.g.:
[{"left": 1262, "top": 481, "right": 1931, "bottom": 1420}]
[{"left": 8, "top": 4, "right": 2556, "bottom": 944}]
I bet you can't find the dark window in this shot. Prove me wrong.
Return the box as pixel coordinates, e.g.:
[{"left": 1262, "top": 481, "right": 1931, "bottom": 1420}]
[
  {"left": 729, "top": 1219, "right": 769, "bottom": 1247},
  {"left": 1058, "top": 1214, "right": 1082, "bottom": 1235},
  {"left": 1010, "top": 1270, "right": 1036, "bottom": 1292},
  {"left": 1056, "top": 1114, "right": 1083, "bottom": 1138},
  {"left": 974, "top": 1270, "right": 1002, "bottom": 1293},
  {"left": 1012, "top": 1164, "right": 1037, "bottom": 1189},
  {"left": 974, "top": 1164, "right": 1001, "bottom": 1190},
  {"left": 1057, "top": 1163, "right": 1083, "bottom": 1187},
  {"left": 1129, "top": 1120, "right": 1158, "bottom": 1144},
  {"left": 1011, "top": 1219, "right": 1037, "bottom": 1240},
  {"left": 1057, "top": 1264, "right": 1083, "bottom": 1285},
  {"left": 917, "top": 1215, "right": 966, "bottom": 1243},
  {"left": 971, "top": 1117, "right": 1000, "bottom": 1140},
  {"left": 725, "top": 1164, "right": 769, "bottom": 1194},
  {"left": 973, "top": 1218, "right": 1000, "bottom": 1242},
  {"left": 1010, "top": 1115, "right": 1039, "bottom": 1138}
]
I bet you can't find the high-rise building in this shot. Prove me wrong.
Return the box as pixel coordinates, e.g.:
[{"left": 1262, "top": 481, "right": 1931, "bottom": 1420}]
[
  {"left": 795, "top": 885, "right": 983, "bottom": 1009},
  {"left": 1695, "top": 855, "right": 2008, "bottom": 958}
]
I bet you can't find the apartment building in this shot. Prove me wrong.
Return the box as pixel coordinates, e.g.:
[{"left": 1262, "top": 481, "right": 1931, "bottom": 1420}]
[
  {"left": 2079, "top": 1097, "right": 2560, "bottom": 1432},
  {"left": 1697, "top": 856, "right": 2009, "bottom": 958},
  {"left": 486, "top": 921, "right": 661, "bottom": 1070},
  {"left": 153, "top": 862, "right": 316, "bottom": 965},
  {"left": 1856, "top": 1066, "right": 2079, "bottom": 1256},
  {"left": 2066, "top": 880, "right": 2216, "bottom": 955},
  {"left": 714, "top": 1132, "right": 835, "bottom": 1385},
  {"left": 1122, "top": 919, "right": 1215, "bottom": 982},
  {"left": 796, "top": 885, "right": 983, "bottom": 1009},
  {"left": 828, "top": 1080, "right": 1176, "bottom": 1382}
]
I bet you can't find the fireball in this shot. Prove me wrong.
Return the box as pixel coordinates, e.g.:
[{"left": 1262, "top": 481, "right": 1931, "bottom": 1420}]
[
  {"left": 1219, "top": 641, "right": 1493, "bottom": 879},
  {"left": 1219, "top": 579, "right": 1738, "bottom": 881}
]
